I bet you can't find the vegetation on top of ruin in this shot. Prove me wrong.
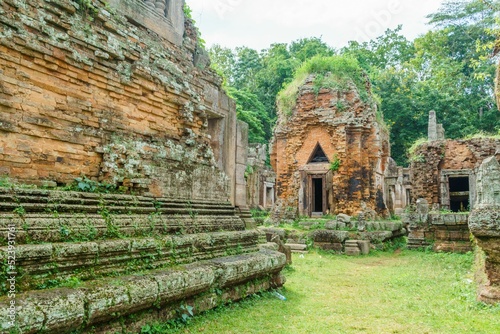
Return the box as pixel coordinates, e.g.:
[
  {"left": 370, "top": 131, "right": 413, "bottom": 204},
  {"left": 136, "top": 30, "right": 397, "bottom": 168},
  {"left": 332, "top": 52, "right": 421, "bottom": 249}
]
[
  {"left": 276, "top": 55, "right": 371, "bottom": 117},
  {"left": 183, "top": 3, "right": 206, "bottom": 49},
  {"left": 464, "top": 131, "right": 500, "bottom": 140},
  {"left": 407, "top": 137, "right": 429, "bottom": 160},
  {"left": 407, "top": 132, "right": 500, "bottom": 163}
]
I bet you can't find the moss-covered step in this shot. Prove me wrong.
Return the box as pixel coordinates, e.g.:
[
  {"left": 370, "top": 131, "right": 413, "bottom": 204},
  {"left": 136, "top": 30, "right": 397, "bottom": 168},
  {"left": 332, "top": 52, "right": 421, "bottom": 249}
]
[
  {"left": 0, "top": 230, "right": 262, "bottom": 294},
  {"left": 0, "top": 250, "right": 286, "bottom": 334}
]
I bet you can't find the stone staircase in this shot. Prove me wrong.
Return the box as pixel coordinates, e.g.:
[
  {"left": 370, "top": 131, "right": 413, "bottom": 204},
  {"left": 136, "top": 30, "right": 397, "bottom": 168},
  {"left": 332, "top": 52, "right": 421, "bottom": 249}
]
[
  {"left": 285, "top": 239, "right": 308, "bottom": 253},
  {"left": 0, "top": 188, "right": 286, "bottom": 333},
  {"left": 236, "top": 206, "right": 257, "bottom": 229}
]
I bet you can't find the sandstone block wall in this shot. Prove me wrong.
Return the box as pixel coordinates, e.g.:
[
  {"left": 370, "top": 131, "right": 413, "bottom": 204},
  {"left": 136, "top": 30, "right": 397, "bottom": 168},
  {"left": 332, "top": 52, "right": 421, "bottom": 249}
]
[
  {"left": 405, "top": 212, "right": 472, "bottom": 252},
  {"left": 271, "top": 76, "right": 390, "bottom": 218},
  {"left": 0, "top": 0, "right": 240, "bottom": 203},
  {"left": 410, "top": 138, "right": 499, "bottom": 208},
  {"left": 0, "top": 1, "right": 280, "bottom": 332}
]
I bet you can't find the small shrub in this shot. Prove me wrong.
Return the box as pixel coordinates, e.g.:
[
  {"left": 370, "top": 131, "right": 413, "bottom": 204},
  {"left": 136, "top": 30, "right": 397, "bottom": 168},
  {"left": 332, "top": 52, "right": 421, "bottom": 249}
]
[
  {"left": 67, "top": 176, "right": 119, "bottom": 194},
  {"left": 329, "top": 154, "right": 341, "bottom": 172}
]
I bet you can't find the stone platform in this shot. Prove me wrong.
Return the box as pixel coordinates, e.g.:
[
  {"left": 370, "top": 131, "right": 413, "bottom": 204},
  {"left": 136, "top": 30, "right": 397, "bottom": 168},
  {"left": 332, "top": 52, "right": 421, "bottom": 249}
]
[{"left": 0, "top": 189, "right": 286, "bottom": 333}]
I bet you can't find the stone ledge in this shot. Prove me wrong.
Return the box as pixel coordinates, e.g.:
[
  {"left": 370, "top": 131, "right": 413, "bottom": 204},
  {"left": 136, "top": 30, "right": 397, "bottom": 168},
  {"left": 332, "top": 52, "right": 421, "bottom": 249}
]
[
  {"left": 0, "top": 188, "right": 236, "bottom": 214},
  {"left": 0, "top": 231, "right": 261, "bottom": 293},
  {"left": 91, "top": 272, "right": 285, "bottom": 333},
  {"left": 0, "top": 250, "right": 286, "bottom": 333},
  {"left": 0, "top": 214, "right": 246, "bottom": 245}
]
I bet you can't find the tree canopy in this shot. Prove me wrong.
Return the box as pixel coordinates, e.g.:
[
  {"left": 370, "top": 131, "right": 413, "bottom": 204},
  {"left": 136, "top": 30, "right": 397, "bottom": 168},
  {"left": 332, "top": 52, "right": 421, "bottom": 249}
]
[{"left": 208, "top": 0, "right": 500, "bottom": 165}]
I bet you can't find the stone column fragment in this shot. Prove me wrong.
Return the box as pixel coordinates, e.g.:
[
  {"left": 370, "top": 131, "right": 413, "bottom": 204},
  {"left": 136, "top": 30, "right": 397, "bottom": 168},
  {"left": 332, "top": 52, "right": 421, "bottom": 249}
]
[{"left": 468, "top": 154, "right": 500, "bottom": 303}]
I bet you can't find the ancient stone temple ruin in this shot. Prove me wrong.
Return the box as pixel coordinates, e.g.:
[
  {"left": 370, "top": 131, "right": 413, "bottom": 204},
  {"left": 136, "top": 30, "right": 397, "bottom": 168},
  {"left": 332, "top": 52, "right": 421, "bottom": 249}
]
[
  {"left": 409, "top": 111, "right": 500, "bottom": 212},
  {"left": 270, "top": 65, "right": 390, "bottom": 219},
  {"left": 0, "top": 0, "right": 286, "bottom": 332},
  {"left": 404, "top": 111, "right": 500, "bottom": 252}
]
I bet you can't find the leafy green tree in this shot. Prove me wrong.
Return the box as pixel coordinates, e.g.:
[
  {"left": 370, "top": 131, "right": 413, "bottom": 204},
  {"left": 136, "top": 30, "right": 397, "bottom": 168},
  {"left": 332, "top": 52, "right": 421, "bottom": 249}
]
[
  {"left": 341, "top": 3, "right": 499, "bottom": 165},
  {"left": 226, "top": 87, "right": 271, "bottom": 143},
  {"left": 233, "top": 47, "right": 262, "bottom": 91},
  {"left": 254, "top": 43, "right": 297, "bottom": 120},
  {"left": 289, "top": 37, "right": 335, "bottom": 62},
  {"left": 208, "top": 44, "right": 235, "bottom": 85},
  {"left": 341, "top": 26, "right": 414, "bottom": 71},
  {"left": 209, "top": 37, "right": 335, "bottom": 137}
]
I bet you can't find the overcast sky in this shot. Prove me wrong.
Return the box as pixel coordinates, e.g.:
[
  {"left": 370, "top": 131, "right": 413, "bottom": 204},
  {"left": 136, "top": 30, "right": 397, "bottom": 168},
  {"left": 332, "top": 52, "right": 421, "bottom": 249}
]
[{"left": 186, "top": 0, "right": 446, "bottom": 51}]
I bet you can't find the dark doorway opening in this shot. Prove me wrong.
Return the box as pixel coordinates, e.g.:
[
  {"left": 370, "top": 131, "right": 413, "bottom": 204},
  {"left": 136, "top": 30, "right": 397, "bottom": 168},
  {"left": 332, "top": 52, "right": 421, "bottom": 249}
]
[
  {"left": 312, "top": 178, "right": 323, "bottom": 213},
  {"left": 449, "top": 176, "right": 469, "bottom": 212}
]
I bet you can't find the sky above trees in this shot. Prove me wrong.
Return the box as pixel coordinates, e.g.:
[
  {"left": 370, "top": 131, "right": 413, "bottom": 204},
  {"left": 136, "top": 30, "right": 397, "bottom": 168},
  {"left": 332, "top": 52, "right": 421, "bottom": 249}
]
[
  {"left": 187, "top": 0, "right": 445, "bottom": 50},
  {"left": 204, "top": 0, "right": 500, "bottom": 166}
]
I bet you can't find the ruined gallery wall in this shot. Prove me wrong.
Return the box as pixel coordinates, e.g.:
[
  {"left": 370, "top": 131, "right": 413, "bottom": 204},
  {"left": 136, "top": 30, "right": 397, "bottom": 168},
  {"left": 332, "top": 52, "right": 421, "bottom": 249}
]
[
  {"left": 271, "top": 76, "right": 390, "bottom": 217},
  {"left": 0, "top": 0, "right": 239, "bottom": 202},
  {"left": 410, "top": 138, "right": 500, "bottom": 206}
]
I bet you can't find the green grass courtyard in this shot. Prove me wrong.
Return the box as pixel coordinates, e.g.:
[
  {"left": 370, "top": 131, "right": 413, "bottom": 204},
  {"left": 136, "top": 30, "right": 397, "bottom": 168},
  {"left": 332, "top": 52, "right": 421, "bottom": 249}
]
[{"left": 143, "top": 249, "right": 500, "bottom": 334}]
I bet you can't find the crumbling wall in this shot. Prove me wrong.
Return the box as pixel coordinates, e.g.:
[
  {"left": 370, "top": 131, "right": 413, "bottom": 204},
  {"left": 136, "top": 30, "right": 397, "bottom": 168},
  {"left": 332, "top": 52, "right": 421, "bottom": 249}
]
[
  {"left": 0, "top": 0, "right": 239, "bottom": 202},
  {"left": 410, "top": 138, "right": 499, "bottom": 206},
  {"left": 246, "top": 143, "right": 275, "bottom": 209},
  {"left": 271, "top": 75, "right": 390, "bottom": 218}
]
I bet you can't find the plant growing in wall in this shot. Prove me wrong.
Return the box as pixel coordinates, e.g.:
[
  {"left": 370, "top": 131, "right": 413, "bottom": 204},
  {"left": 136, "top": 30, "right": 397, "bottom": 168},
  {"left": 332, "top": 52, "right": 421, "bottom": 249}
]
[
  {"left": 329, "top": 154, "right": 341, "bottom": 172},
  {"left": 74, "top": 0, "right": 98, "bottom": 21},
  {"left": 244, "top": 165, "right": 254, "bottom": 180}
]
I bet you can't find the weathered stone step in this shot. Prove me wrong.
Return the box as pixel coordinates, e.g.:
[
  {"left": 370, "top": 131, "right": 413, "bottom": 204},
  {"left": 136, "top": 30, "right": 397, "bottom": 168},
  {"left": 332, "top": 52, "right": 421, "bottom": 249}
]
[
  {"left": 0, "top": 230, "right": 261, "bottom": 294},
  {"left": 0, "top": 250, "right": 286, "bottom": 334},
  {"left": 236, "top": 207, "right": 256, "bottom": 229},
  {"left": 285, "top": 243, "right": 307, "bottom": 251},
  {"left": 407, "top": 237, "right": 431, "bottom": 249},
  {"left": 286, "top": 239, "right": 306, "bottom": 244},
  {"left": 0, "top": 199, "right": 237, "bottom": 213},
  {"left": 0, "top": 189, "right": 236, "bottom": 214},
  {"left": 0, "top": 214, "right": 246, "bottom": 245}
]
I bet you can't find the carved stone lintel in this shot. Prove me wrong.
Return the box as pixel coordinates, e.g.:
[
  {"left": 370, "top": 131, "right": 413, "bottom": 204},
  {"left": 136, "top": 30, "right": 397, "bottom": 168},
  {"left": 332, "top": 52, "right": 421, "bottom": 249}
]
[
  {"left": 144, "top": 0, "right": 155, "bottom": 9},
  {"left": 155, "top": 0, "right": 166, "bottom": 16}
]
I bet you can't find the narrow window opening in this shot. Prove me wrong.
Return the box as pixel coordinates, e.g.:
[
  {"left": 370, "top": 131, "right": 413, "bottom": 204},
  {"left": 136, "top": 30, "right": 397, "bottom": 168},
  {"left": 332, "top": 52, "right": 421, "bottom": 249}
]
[{"left": 308, "top": 143, "right": 329, "bottom": 163}]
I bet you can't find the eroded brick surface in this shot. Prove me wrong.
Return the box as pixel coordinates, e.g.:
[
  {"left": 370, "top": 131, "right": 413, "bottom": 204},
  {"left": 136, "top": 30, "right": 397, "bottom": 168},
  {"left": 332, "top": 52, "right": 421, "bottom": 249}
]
[{"left": 271, "top": 75, "right": 390, "bottom": 218}]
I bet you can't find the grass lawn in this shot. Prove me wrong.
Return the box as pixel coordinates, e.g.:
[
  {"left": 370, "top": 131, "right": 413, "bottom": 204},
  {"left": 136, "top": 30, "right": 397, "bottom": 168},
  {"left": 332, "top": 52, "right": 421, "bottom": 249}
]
[{"left": 143, "top": 250, "right": 500, "bottom": 334}]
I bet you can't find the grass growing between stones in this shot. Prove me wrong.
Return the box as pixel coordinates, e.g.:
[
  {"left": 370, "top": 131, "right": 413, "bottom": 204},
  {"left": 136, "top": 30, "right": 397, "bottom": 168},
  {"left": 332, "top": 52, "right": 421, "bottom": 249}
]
[{"left": 149, "top": 250, "right": 500, "bottom": 334}]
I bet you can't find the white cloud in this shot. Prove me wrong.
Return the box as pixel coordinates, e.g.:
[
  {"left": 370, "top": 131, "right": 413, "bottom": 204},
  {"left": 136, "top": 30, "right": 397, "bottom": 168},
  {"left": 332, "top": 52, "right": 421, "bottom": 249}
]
[{"left": 187, "top": 0, "right": 445, "bottom": 50}]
